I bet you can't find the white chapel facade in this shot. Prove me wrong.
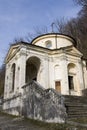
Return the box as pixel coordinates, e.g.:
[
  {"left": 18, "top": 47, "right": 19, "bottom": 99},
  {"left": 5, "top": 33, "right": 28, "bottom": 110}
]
[{"left": 4, "top": 33, "right": 87, "bottom": 101}]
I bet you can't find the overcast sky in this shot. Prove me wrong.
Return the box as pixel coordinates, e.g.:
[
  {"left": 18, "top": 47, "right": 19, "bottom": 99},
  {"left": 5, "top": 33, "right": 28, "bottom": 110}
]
[{"left": 0, "top": 0, "right": 81, "bottom": 67}]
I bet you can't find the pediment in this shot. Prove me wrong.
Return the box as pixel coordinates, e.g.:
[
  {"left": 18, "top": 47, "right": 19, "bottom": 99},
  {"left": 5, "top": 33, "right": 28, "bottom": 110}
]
[
  {"left": 6, "top": 44, "right": 21, "bottom": 62},
  {"left": 66, "top": 46, "right": 83, "bottom": 57}
]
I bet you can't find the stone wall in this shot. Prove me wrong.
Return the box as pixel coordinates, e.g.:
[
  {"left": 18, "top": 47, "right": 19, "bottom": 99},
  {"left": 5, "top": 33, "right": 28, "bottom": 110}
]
[
  {"left": 3, "top": 94, "right": 22, "bottom": 116},
  {"left": 0, "top": 97, "right": 3, "bottom": 110},
  {"left": 22, "top": 81, "right": 67, "bottom": 123},
  {"left": 82, "top": 89, "right": 87, "bottom": 96}
]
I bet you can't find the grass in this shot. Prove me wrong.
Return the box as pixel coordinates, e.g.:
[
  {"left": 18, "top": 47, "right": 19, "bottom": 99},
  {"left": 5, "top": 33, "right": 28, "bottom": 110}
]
[
  {"left": 0, "top": 111, "right": 71, "bottom": 130},
  {"left": 20, "top": 117, "right": 87, "bottom": 130},
  {"left": 0, "top": 111, "right": 87, "bottom": 130},
  {"left": 0, "top": 110, "right": 20, "bottom": 118},
  {"left": 22, "top": 117, "right": 71, "bottom": 130},
  {"left": 69, "top": 117, "right": 87, "bottom": 124}
]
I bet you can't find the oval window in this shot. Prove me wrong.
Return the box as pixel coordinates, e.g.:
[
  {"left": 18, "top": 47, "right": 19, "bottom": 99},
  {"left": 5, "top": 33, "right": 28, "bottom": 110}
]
[{"left": 46, "top": 40, "right": 52, "bottom": 48}]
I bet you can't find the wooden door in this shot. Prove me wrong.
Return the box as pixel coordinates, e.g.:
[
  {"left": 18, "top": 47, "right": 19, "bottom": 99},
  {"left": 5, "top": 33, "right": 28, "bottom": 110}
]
[{"left": 55, "top": 81, "right": 61, "bottom": 93}]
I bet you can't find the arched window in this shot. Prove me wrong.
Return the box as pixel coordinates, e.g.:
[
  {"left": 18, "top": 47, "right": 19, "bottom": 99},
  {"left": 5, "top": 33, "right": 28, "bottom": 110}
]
[
  {"left": 45, "top": 40, "right": 52, "bottom": 48},
  {"left": 11, "top": 63, "right": 16, "bottom": 91},
  {"left": 54, "top": 65, "right": 59, "bottom": 79}
]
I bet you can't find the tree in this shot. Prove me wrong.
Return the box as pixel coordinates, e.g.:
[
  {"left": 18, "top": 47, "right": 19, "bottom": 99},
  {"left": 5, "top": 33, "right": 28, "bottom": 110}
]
[
  {"left": 74, "top": 0, "right": 87, "bottom": 6},
  {"left": 25, "top": 26, "right": 48, "bottom": 42},
  {"left": 54, "top": 0, "right": 87, "bottom": 59},
  {"left": 0, "top": 64, "right": 5, "bottom": 96}
]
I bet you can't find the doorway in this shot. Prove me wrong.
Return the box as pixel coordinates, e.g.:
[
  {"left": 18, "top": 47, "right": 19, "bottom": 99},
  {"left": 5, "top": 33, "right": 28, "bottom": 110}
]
[
  {"left": 68, "top": 76, "right": 74, "bottom": 90},
  {"left": 55, "top": 81, "right": 61, "bottom": 93}
]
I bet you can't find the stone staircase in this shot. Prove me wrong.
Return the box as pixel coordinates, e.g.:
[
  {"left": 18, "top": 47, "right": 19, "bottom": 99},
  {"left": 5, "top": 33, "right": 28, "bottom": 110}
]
[{"left": 64, "top": 95, "right": 87, "bottom": 119}]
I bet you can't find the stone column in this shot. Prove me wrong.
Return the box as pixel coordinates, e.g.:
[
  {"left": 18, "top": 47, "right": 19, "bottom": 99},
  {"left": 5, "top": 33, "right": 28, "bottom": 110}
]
[
  {"left": 37, "top": 56, "right": 49, "bottom": 89},
  {"left": 4, "top": 64, "right": 8, "bottom": 99},
  {"left": 19, "top": 47, "right": 26, "bottom": 93},
  {"left": 77, "top": 60, "right": 85, "bottom": 95},
  {"left": 60, "top": 54, "right": 69, "bottom": 95},
  {"left": 45, "top": 56, "right": 50, "bottom": 89},
  {"left": 14, "top": 62, "right": 20, "bottom": 94},
  {"left": 49, "top": 57, "right": 54, "bottom": 89},
  {"left": 83, "top": 60, "right": 87, "bottom": 89}
]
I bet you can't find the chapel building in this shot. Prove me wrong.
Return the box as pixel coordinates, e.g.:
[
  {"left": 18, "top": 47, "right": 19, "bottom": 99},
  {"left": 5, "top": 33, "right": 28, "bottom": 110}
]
[{"left": 3, "top": 33, "right": 87, "bottom": 102}]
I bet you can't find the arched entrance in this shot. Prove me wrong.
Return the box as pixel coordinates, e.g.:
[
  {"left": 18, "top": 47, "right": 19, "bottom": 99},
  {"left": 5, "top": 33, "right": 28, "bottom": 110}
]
[
  {"left": 26, "top": 56, "right": 40, "bottom": 83},
  {"left": 68, "top": 63, "right": 77, "bottom": 95}
]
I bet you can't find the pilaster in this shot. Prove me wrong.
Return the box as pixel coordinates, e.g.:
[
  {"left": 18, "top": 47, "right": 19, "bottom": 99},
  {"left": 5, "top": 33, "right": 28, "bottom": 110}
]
[
  {"left": 77, "top": 60, "right": 85, "bottom": 95},
  {"left": 19, "top": 48, "right": 27, "bottom": 93},
  {"left": 60, "top": 54, "right": 69, "bottom": 95}
]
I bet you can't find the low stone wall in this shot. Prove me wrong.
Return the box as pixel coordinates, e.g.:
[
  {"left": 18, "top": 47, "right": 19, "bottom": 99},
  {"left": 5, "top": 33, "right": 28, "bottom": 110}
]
[
  {"left": 3, "top": 94, "right": 22, "bottom": 116},
  {"left": 2, "top": 81, "right": 67, "bottom": 123},
  {"left": 82, "top": 89, "right": 87, "bottom": 96},
  {"left": 0, "top": 98, "right": 3, "bottom": 110},
  {"left": 22, "top": 81, "right": 67, "bottom": 123}
]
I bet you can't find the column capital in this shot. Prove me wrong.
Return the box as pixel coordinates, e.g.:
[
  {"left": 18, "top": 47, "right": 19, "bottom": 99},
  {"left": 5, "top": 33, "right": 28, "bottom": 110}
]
[{"left": 60, "top": 55, "right": 67, "bottom": 61}]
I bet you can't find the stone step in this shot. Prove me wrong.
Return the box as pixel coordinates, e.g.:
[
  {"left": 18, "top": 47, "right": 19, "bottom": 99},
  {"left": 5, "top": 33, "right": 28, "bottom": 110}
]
[
  {"left": 68, "top": 114, "right": 87, "bottom": 118},
  {"left": 64, "top": 95, "right": 87, "bottom": 102},
  {"left": 67, "top": 111, "right": 87, "bottom": 114},
  {"left": 65, "top": 103, "right": 87, "bottom": 107},
  {"left": 68, "top": 113, "right": 87, "bottom": 116},
  {"left": 65, "top": 99, "right": 87, "bottom": 102},
  {"left": 67, "top": 109, "right": 87, "bottom": 112},
  {"left": 67, "top": 108, "right": 87, "bottom": 112},
  {"left": 67, "top": 109, "right": 87, "bottom": 113},
  {"left": 65, "top": 100, "right": 87, "bottom": 104},
  {"left": 65, "top": 100, "right": 87, "bottom": 103},
  {"left": 64, "top": 95, "right": 87, "bottom": 119},
  {"left": 65, "top": 103, "right": 87, "bottom": 106},
  {"left": 68, "top": 114, "right": 87, "bottom": 119}
]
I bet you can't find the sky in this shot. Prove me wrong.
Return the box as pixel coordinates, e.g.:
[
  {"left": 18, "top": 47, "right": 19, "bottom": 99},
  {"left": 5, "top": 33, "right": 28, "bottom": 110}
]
[{"left": 0, "top": 0, "right": 81, "bottom": 67}]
